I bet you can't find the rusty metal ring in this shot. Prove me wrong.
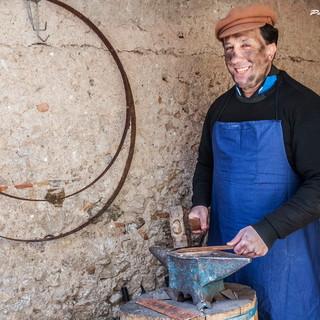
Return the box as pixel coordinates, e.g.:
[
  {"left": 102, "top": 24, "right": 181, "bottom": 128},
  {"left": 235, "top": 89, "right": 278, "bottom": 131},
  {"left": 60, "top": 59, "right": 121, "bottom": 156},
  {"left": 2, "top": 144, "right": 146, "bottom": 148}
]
[
  {"left": 0, "top": 0, "right": 136, "bottom": 242},
  {"left": 0, "top": 1, "right": 130, "bottom": 202}
]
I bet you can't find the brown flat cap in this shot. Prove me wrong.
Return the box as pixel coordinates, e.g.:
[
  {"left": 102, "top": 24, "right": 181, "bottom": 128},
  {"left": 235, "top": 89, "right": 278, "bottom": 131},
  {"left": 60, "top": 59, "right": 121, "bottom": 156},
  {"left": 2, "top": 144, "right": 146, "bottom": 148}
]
[{"left": 215, "top": 4, "right": 276, "bottom": 41}]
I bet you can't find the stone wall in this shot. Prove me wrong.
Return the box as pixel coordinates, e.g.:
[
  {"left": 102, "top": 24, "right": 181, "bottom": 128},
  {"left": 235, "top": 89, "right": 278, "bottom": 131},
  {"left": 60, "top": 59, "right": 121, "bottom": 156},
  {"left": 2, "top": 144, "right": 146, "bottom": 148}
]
[{"left": 0, "top": 0, "right": 319, "bottom": 319}]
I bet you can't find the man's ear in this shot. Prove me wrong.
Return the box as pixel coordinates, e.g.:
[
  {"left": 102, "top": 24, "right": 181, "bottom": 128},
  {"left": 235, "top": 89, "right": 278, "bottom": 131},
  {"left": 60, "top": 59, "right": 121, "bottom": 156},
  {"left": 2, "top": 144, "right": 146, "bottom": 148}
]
[{"left": 267, "top": 43, "right": 277, "bottom": 61}]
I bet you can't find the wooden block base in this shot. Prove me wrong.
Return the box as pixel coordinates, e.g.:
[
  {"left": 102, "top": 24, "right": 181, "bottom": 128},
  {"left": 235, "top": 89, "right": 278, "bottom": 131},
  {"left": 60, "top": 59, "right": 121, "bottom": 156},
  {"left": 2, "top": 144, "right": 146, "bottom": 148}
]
[{"left": 119, "top": 282, "right": 258, "bottom": 320}]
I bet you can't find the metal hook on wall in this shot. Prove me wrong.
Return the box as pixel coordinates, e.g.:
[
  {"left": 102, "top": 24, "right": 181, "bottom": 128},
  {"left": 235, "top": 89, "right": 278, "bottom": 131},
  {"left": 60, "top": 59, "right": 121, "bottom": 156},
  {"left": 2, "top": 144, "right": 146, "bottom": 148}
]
[{"left": 25, "top": 0, "right": 50, "bottom": 42}]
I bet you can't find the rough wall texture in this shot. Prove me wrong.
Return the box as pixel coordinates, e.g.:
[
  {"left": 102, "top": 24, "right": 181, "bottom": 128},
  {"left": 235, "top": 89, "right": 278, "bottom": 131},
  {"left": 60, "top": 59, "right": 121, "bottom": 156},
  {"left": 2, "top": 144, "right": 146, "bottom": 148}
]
[{"left": 0, "top": 0, "right": 319, "bottom": 319}]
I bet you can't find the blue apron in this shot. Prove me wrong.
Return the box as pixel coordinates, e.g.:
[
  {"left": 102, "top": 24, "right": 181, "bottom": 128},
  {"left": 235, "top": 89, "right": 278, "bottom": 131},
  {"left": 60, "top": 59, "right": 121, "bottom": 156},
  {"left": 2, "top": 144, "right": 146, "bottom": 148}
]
[{"left": 208, "top": 92, "right": 320, "bottom": 319}]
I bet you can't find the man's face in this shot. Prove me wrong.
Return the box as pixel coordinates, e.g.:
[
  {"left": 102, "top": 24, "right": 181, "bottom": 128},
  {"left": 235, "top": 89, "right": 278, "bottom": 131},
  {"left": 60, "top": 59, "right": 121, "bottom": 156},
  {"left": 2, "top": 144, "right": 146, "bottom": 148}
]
[{"left": 223, "top": 29, "right": 277, "bottom": 97}]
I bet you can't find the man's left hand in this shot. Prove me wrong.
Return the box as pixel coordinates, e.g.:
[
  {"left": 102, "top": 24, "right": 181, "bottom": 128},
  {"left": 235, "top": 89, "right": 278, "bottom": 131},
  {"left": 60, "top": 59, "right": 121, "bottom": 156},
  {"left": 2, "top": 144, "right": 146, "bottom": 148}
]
[{"left": 227, "top": 226, "right": 269, "bottom": 258}]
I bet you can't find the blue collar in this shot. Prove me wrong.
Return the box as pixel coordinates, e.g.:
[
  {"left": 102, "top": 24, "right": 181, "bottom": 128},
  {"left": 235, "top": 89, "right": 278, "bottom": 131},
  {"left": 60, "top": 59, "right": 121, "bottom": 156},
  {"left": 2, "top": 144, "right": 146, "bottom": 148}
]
[{"left": 236, "top": 75, "right": 278, "bottom": 97}]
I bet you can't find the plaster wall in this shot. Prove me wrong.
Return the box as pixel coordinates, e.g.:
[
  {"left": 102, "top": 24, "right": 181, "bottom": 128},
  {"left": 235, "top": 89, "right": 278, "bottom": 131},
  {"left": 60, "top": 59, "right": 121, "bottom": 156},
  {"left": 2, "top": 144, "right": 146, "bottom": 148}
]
[{"left": 0, "top": 0, "right": 319, "bottom": 319}]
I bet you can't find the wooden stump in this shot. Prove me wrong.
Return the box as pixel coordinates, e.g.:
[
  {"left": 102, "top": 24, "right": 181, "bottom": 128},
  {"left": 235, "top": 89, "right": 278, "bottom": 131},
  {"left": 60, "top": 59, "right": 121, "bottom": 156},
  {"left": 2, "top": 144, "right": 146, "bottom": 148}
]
[{"left": 119, "top": 282, "right": 258, "bottom": 320}]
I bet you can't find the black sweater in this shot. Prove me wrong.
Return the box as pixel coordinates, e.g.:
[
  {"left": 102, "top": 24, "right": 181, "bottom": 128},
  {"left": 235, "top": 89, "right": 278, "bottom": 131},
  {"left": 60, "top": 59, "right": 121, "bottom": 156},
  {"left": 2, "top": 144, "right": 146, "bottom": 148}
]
[{"left": 192, "top": 67, "right": 320, "bottom": 248}]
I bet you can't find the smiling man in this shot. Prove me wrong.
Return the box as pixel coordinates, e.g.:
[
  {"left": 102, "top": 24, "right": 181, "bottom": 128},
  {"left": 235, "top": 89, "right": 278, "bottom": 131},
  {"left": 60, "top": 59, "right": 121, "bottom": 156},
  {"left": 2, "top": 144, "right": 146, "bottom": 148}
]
[
  {"left": 189, "top": 4, "right": 320, "bottom": 320},
  {"left": 224, "top": 28, "right": 277, "bottom": 97}
]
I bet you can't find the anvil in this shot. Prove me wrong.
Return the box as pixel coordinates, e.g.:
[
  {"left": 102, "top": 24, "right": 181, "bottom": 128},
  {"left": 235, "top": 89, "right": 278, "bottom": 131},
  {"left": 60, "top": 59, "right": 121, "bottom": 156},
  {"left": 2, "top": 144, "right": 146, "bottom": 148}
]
[{"left": 150, "top": 246, "right": 251, "bottom": 310}]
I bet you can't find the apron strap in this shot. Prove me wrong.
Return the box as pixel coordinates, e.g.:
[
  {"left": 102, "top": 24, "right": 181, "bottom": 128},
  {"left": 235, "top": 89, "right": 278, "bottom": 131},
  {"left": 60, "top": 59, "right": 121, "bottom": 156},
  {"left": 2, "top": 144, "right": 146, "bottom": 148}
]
[
  {"left": 275, "top": 80, "right": 280, "bottom": 120},
  {"left": 216, "top": 89, "right": 234, "bottom": 121}
]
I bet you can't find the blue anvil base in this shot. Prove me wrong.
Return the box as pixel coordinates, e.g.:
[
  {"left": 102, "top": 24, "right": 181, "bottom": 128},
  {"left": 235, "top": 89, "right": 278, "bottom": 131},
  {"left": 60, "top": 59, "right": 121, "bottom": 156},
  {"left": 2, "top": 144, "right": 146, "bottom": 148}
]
[{"left": 167, "top": 250, "right": 251, "bottom": 310}]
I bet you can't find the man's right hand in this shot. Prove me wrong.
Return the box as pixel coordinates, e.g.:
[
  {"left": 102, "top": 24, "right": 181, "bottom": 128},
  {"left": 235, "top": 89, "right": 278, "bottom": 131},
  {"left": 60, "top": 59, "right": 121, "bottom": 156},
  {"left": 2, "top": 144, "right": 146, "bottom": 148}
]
[{"left": 188, "top": 205, "right": 209, "bottom": 234}]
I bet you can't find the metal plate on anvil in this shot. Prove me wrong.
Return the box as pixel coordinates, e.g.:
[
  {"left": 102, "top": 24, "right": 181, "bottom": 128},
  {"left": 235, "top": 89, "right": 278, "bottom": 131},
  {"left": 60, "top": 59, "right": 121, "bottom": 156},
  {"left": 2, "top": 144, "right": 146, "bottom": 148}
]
[{"left": 171, "top": 250, "right": 244, "bottom": 259}]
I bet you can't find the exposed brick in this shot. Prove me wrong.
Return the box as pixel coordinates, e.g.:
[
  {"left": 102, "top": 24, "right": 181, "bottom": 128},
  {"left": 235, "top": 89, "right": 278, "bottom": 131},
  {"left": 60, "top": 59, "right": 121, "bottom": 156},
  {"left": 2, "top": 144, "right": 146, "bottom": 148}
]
[
  {"left": 83, "top": 205, "right": 93, "bottom": 212},
  {"left": 114, "top": 222, "right": 125, "bottom": 227},
  {"left": 14, "top": 183, "right": 33, "bottom": 189},
  {"left": 151, "top": 211, "right": 170, "bottom": 220},
  {"left": 138, "top": 230, "right": 149, "bottom": 240},
  {"left": 34, "top": 181, "right": 50, "bottom": 187},
  {"left": 0, "top": 186, "right": 8, "bottom": 192},
  {"left": 36, "top": 102, "right": 49, "bottom": 112},
  {"left": 156, "top": 212, "right": 170, "bottom": 219}
]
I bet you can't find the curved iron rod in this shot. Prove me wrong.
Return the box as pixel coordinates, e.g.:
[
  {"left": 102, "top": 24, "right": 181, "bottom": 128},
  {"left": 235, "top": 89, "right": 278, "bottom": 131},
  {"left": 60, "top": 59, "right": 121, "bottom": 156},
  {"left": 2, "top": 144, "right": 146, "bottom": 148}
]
[{"left": 0, "top": 0, "right": 136, "bottom": 242}]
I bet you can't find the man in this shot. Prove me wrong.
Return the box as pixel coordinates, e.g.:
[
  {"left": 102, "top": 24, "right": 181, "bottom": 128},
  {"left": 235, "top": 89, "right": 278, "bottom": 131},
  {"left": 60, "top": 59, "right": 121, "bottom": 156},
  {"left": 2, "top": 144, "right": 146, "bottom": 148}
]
[{"left": 189, "top": 4, "right": 320, "bottom": 320}]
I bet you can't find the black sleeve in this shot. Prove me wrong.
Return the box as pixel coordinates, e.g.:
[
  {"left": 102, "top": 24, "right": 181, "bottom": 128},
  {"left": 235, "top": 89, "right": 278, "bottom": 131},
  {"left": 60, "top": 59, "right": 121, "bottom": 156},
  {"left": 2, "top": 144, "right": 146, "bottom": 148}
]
[
  {"left": 253, "top": 83, "right": 320, "bottom": 248},
  {"left": 192, "top": 105, "right": 215, "bottom": 208}
]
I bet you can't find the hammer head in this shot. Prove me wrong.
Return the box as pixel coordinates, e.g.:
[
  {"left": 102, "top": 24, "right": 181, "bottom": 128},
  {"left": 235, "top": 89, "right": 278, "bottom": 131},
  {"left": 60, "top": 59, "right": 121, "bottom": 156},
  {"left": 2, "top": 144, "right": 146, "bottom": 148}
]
[{"left": 150, "top": 247, "right": 251, "bottom": 310}]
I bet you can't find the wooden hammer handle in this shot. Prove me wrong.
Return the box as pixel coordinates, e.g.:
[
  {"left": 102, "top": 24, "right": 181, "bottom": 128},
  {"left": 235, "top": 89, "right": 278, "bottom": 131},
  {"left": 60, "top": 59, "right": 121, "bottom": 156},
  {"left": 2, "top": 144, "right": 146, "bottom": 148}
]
[{"left": 189, "top": 218, "right": 202, "bottom": 231}]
